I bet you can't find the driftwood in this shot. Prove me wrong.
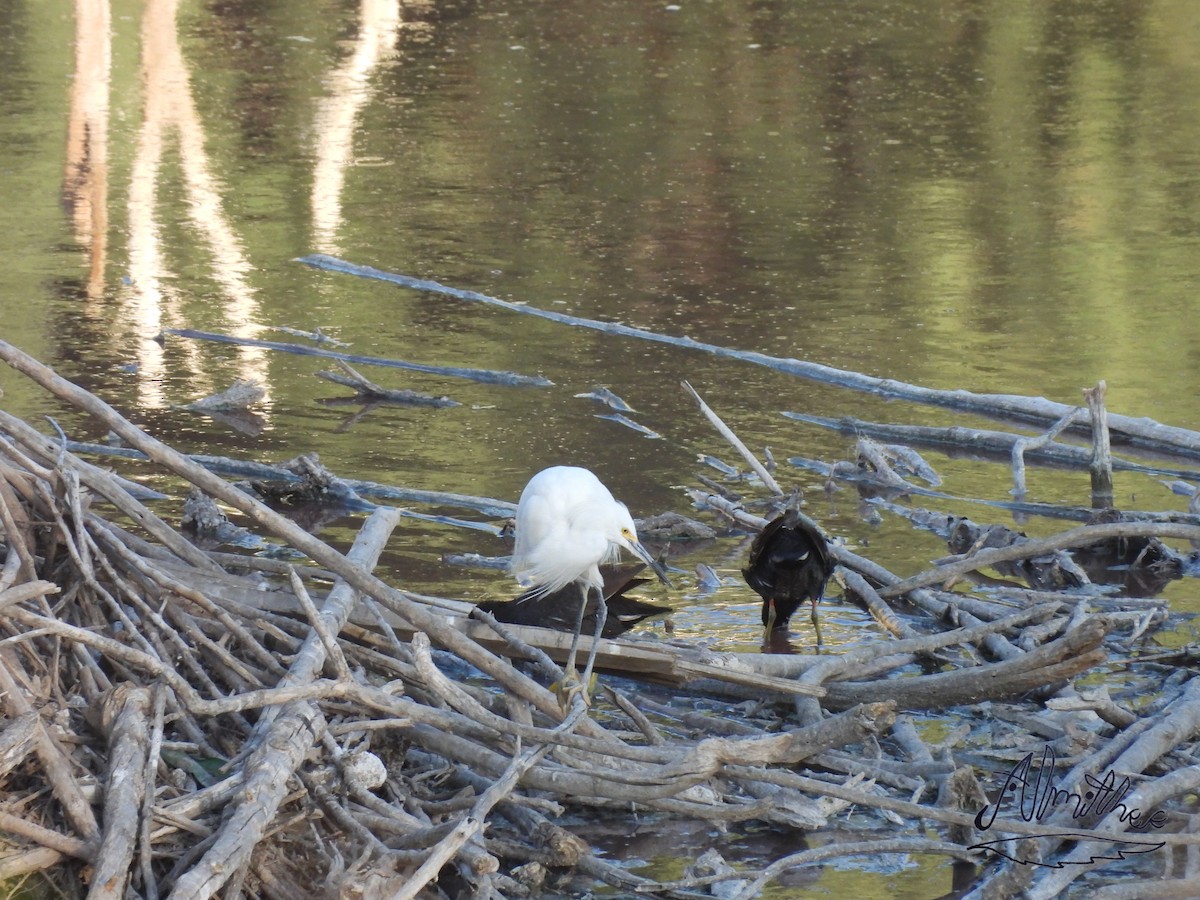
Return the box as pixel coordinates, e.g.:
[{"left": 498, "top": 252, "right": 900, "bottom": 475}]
[
  {"left": 683, "top": 380, "right": 782, "bottom": 496},
  {"left": 782, "top": 411, "right": 1200, "bottom": 481},
  {"left": 179, "top": 378, "right": 266, "bottom": 413},
  {"left": 3, "top": 336, "right": 1200, "bottom": 898},
  {"left": 1086, "top": 380, "right": 1115, "bottom": 506},
  {"left": 90, "top": 685, "right": 152, "bottom": 900},
  {"left": 299, "top": 254, "right": 1200, "bottom": 459},
  {"left": 62, "top": 440, "right": 518, "bottom": 518},
  {"left": 159, "top": 327, "right": 552, "bottom": 387},
  {"left": 315, "top": 359, "right": 460, "bottom": 408},
  {"left": 269, "top": 325, "right": 349, "bottom": 347}
]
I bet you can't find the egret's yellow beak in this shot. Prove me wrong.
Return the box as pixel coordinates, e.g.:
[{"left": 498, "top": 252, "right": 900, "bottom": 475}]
[{"left": 627, "top": 539, "right": 672, "bottom": 588}]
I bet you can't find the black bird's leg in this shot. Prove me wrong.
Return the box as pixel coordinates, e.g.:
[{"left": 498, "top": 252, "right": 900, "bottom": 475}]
[{"left": 811, "top": 598, "right": 822, "bottom": 647}]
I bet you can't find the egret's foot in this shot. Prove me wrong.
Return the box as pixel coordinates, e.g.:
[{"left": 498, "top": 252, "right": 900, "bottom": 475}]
[{"left": 552, "top": 668, "right": 598, "bottom": 710}]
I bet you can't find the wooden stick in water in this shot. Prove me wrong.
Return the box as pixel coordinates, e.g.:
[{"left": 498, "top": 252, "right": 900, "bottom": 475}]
[
  {"left": 682, "top": 380, "right": 783, "bottom": 495},
  {"left": 299, "top": 254, "right": 1200, "bottom": 459},
  {"left": 1086, "top": 380, "right": 1114, "bottom": 507}
]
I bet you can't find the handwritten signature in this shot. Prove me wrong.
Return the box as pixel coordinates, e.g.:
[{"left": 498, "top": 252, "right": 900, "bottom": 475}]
[{"left": 970, "top": 745, "right": 1167, "bottom": 866}]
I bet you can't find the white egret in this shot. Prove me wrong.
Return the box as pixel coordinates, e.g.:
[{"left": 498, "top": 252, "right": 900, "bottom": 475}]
[{"left": 509, "top": 465, "right": 670, "bottom": 692}]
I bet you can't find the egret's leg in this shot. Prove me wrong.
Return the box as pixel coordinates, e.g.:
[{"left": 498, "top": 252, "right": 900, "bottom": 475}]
[
  {"left": 563, "top": 581, "right": 589, "bottom": 676},
  {"left": 578, "top": 585, "right": 607, "bottom": 692}
]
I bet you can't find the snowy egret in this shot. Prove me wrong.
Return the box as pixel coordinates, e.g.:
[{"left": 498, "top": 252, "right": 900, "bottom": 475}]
[
  {"left": 476, "top": 560, "right": 669, "bottom": 638},
  {"left": 508, "top": 466, "right": 670, "bottom": 689},
  {"left": 743, "top": 508, "right": 835, "bottom": 644}
]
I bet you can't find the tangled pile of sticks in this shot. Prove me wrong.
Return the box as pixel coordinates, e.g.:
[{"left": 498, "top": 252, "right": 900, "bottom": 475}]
[{"left": 2, "top": 339, "right": 1200, "bottom": 899}]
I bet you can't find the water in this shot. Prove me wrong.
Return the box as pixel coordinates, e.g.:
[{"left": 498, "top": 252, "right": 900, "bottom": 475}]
[{"left": 3, "top": 0, "right": 1200, "bottom": 895}]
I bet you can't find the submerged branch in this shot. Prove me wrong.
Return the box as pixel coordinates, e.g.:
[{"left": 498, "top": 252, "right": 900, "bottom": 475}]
[
  {"left": 159, "top": 327, "right": 552, "bottom": 387},
  {"left": 299, "top": 255, "right": 1200, "bottom": 460}
]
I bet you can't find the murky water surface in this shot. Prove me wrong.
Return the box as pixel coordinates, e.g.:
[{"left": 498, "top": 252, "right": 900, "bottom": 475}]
[{"left": 4, "top": 1, "right": 1200, "bottom": 895}]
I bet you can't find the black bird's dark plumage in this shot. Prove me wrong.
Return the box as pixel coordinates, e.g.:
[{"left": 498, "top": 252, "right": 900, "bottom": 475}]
[
  {"left": 742, "top": 509, "right": 835, "bottom": 635},
  {"left": 475, "top": 561, "right": 669, "bottom": 639}
]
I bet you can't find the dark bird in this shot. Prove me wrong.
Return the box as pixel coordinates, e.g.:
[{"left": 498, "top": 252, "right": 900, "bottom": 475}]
[
  {"left": 742, "top": 509, "right": 835, "bottom": 643},
  {"left": 474, "top": 560, "right": 670, "bottom": 639}
]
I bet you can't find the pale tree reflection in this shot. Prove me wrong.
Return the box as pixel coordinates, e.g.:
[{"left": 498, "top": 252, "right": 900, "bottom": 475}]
[
  {"left": 126, "top": 0, "right": 268, "bottom": 411},
  {"left": 63, "top": 0, "right": 110, "bottom": 307},
  {"left": 312, "top": 0, "right": 428, "bottom": 253}
]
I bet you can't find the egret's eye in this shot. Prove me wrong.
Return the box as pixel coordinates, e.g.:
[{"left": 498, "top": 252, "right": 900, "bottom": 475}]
[{"left": 621, "top": 527, "right": 634, "bottom": 539}]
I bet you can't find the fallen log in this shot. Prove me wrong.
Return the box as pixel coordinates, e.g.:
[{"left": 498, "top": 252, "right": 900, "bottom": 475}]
[
  {"left": 315, "top": 359, "right": 460, "bottom": 408},
  {"left": 821, "top": 616, "right": 1110, "bottom": 711},
  {"left": 159, "top": 327, "right": 552, "bottom": 387},
  {"left": 90, "top": 686, "right": 152, "bottom": 900},
  {"left": 781, "top": 411, "right": 1200, "bottom": 479},
  {"left": 298, "top": 254, "right": 1200, "bottom": 460}
]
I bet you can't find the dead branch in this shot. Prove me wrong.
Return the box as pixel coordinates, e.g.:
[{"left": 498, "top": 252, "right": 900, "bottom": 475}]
[
  {"left": 300, "top": 254, "right": 1200, "bottom": 459},
  {"left": 682, "top": 380, "right": 782, "bottom": 495},
  {"left": 1086, "top": 380, "right": 1115, "bottom": 506},
  {"left": 821, "top": 617, "right": 1109, "bottom": 710},
  {"left": 180, "top": 379, "right": 265, "bottom": 413},
  {"left": 315, "top": 359, "right": 459, "bottom": 407},
  {"left": 159, "top": 327, "right": 551, "bottom": 387},
  {"left": 882, "top": 520, "right": 1200, "bottom": 599},
  {"left": 89, "top": 685, "right": 151, "bottom": 900}
]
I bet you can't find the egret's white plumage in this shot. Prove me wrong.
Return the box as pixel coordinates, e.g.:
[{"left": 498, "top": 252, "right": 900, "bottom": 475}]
[
  {"left": 510, "top": 466, "right": 654, "bottom": 597},
  {"left": 508, "top": 465, "right": 668, "bottom": 695}
]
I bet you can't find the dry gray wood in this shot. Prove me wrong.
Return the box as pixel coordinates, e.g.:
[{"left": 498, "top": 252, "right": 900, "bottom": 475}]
[
  {"left": 1093, "top": 880, "right": 1200, "bottom": 900},
  {"left": 4, "top": 337, "right": 1199, "bottom": 892},
  {"left": 856, "top": 436, "right": 918, "bottom": 490},
  {"left": 0, "top": 710, "right": 39, "bottom": 777},
  {"left": 64, "top": 440, "right": 517, "bottom": 517},
  {"left": 782, "top": 411, "right": 1200, "bottom": 479},
  {"left": 0, "top": 410, "right": 222, "bottom": 573},
  {"left": 822, "top": 617, "right": 1109, "bottom": 710},
  {"left": 1030, "top": 764, "right": 1200, "bottom": 899},
  {"left": 140, "top": 686, "right": 167, "bottom": 900},
  {"left": 167, "top": 507, "right": 399, "bottom": 900},
  {"left": 315, "top": 359, "right": 459, "bottom": 407},
  {"left": 1086, "top": 380, "right": 1115, "bottom": 506},
  {"left": 89, "top": 685, "right": 151, "bottom": 900},
  {"left": 0, "top": 847, "right": 75, "bottom": 881},
  {"left": 0, "top": 467, "right": 38, "bottom": 583},
  {"left": 0, "top": 649, "right": 100, "bottom": 845},
  {"left": 682, "top": 380, "right": 783, "bottom": 495},
  {"left": 403, "top": 702, "right": 895, "bottom": 818},
  {"left": 0, "top": 809, "right": 91, "bottom": 861},
  {"left": 181, "top": 379, "right": 265, "bottom": 412},
  {"left": 0, "top": 340, "right": 605, "bottom": 738},
  {"left": 1010, "top": 406, "right": 1087, "bottom": 497},
  {"left": 881, "top": 520, "right": 1200, "bottom": 599},
  {"left": 393, "top": 690, "right": 581, "bottom": 899},
  {"left": 0, "top": 579, "right": 58, "bottom": 614},
  {"left": 837, "top": 569, "right": 918, "bottom": 639}
]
